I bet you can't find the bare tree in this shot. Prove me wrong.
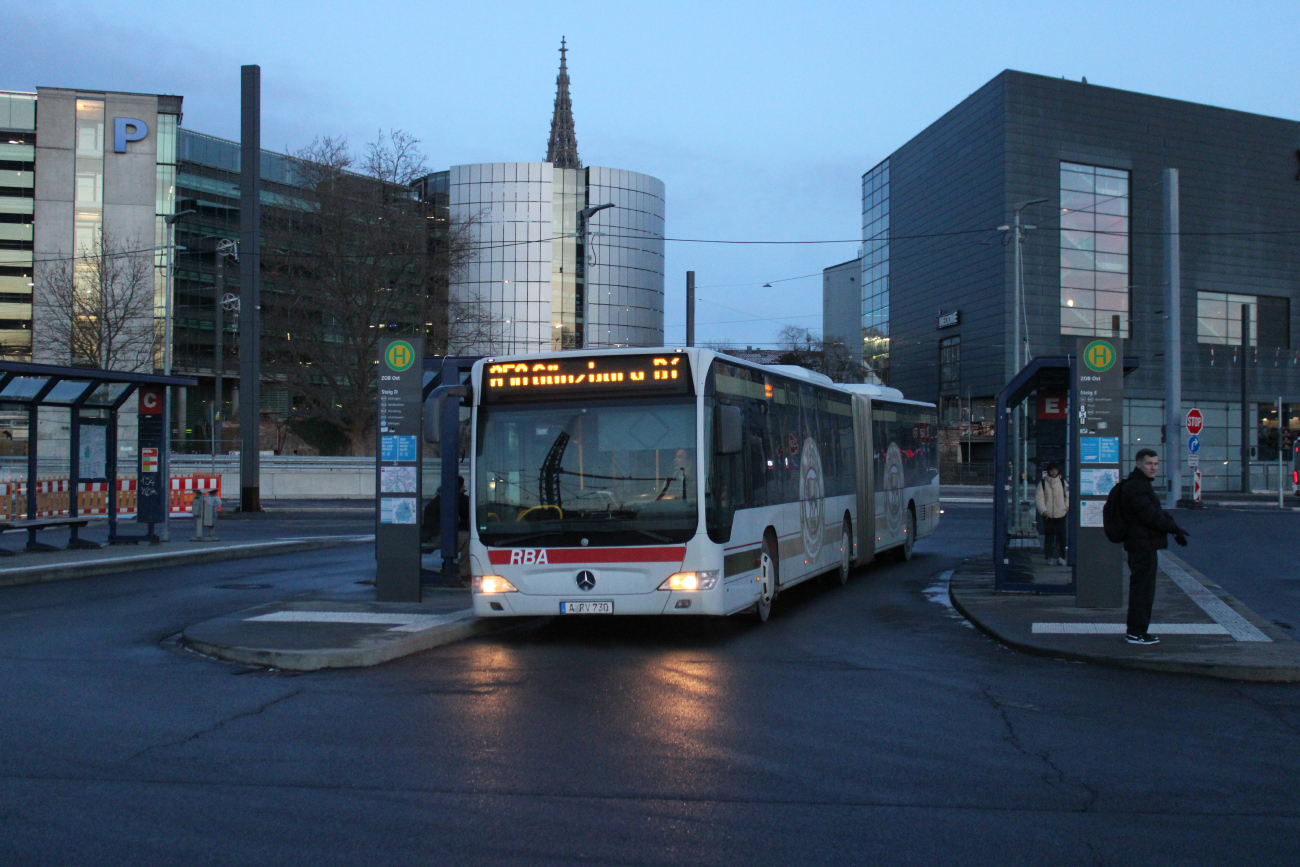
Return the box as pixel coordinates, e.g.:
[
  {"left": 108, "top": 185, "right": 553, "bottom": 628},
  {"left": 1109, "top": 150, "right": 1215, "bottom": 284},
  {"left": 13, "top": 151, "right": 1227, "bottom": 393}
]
[
  {"left": 262, "top": 131, "right": 480, "bottom": 456},
  {"left": 701, "top": 339, "right": 741, "bottom": 353},
  {"left": 774, "top": 325, "right": 821, "bottom": 369},
  {"left": 33, "top": 233, "right": 160, "bottom": 371},
  {"left": 772, "top": 326, "right": 862, "bottom": 382},
  {"left": 820, "top": 339, "right": 860, "bottom": 383}
]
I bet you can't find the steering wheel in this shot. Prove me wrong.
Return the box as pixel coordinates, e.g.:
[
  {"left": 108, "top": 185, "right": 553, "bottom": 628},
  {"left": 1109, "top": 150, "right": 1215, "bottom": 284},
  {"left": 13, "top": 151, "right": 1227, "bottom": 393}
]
[{"left": 516, "top": 505, "right": 563, "bottom": 522}]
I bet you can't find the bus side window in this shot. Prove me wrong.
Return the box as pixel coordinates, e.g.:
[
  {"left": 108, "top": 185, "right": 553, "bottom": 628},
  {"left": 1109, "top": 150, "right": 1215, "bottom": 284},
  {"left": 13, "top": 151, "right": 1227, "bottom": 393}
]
[{"left": 746, "top": 397, "right": 769, "bottom": 508}]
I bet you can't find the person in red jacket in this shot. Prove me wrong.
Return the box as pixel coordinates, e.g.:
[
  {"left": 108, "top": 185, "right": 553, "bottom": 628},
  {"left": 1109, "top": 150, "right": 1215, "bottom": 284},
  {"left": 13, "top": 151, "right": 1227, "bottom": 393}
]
[{"left": 1120, "top": 449, "right": 1189, "bottom": 645}]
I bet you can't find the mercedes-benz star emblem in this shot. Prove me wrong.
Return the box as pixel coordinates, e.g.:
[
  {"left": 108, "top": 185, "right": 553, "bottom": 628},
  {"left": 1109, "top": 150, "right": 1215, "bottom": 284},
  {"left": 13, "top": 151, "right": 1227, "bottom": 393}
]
[{"left": 575, "top": 570, "right": 596, "bottom": 591}]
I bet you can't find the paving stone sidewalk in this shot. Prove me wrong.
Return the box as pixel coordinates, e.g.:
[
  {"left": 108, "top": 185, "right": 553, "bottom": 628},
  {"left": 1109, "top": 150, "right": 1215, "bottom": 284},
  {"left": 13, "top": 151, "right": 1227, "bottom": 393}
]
[{"left": 949, "top": 550, "right": 1300, "bottom": 681}]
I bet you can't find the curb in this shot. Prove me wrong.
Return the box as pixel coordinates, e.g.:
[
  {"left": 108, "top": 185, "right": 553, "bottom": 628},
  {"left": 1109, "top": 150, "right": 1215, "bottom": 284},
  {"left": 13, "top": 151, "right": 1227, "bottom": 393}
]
[
  {"left": 947, "top": 563, "right": 1300, "bottom": 683},
  {"left": 0, "top": 536, "right": 372, "bottom": 590},
  {"left": 181, "top": 610, "right": 518, "bottom": 671}
]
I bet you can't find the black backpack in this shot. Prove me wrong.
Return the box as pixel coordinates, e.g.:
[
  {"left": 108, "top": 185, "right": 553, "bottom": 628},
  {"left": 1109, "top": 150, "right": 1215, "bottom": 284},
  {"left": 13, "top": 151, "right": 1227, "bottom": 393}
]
[{"left": 1102, "top": 480, "right": 1127, "bottom": 543}]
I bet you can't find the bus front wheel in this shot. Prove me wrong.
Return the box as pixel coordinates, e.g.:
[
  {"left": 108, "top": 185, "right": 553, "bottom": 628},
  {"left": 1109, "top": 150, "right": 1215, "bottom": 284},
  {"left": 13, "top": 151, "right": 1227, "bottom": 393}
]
[
  {"left": 898, "top": 507, "right": 916, "bottom": 562},
  {"left": 755, "top": 537, "right": 778, "bottom": 622}
]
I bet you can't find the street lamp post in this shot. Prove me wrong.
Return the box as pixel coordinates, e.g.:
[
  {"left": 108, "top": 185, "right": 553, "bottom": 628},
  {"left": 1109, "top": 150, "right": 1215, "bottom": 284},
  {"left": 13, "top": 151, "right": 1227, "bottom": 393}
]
[
  {"left": 998, "top": 198, "right": 1047, "bottom": 533},
  {"left": 577, "top": 203, "right": 614, "bottom": 349},
  {"left": 209, "top": 238, "right": 238, "bottom": 475},
  {"left": 162, "top": 209, "right": 197, "bottom": 541}
]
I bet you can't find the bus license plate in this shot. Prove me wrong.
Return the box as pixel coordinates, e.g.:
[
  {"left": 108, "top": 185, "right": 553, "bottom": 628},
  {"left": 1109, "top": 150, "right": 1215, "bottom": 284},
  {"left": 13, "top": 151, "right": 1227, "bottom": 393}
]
[{"left": 560, "top": 601, "right": 613, "bottom": 614}]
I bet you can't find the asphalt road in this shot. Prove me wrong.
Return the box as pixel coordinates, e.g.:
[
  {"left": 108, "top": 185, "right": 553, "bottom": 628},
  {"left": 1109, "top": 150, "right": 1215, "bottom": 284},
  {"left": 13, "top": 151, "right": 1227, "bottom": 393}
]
[
  {"left": 2, "top": 505, "right": 1299, "bottom": 865},
  {"left": 1172, "top": 504, "right": 1300, "bottom": 635}
]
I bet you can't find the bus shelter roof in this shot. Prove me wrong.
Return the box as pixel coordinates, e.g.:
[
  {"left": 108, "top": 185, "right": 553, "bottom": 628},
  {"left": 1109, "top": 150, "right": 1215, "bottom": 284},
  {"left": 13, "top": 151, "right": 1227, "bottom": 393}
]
[{"left": 0, "top": 361, "right": 197, "bottom": 411}]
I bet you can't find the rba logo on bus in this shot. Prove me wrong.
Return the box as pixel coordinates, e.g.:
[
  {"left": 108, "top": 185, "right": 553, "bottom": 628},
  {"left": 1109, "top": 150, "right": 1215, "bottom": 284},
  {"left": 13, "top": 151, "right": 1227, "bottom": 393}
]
[
  {"left": 800, "top": 437, "right": 825, "bottom": 560},
  {"left": 509, "top": 549, "right": 549, "bottom": 565},
  {"left": 884, "top": 443, "right": 906, "bottom": 534}
]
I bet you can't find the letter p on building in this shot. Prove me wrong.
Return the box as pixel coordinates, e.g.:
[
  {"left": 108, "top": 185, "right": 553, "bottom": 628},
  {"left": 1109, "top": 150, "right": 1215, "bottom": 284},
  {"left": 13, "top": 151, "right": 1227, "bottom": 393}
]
[{"left": 114, "top": 117, "right": 148, "bottom": 153}]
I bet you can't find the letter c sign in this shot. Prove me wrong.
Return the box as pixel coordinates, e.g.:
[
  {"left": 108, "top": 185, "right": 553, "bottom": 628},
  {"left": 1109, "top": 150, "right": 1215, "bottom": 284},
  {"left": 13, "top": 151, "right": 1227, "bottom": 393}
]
[
  {"left": 139, "top": 387, "right": 163, "bottom": 414},
  {"left": 114, "top": 118, "right": 149, "bottom": 153}
]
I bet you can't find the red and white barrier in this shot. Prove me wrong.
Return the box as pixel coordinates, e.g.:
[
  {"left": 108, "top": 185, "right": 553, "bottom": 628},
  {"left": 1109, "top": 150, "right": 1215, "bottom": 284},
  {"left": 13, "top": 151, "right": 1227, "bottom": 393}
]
[
  {"left": 0, "top": 475, "right": 217, "bottom": 520},
  {"left": 170, "top": 475, "right": 222, "bottom": 516}
]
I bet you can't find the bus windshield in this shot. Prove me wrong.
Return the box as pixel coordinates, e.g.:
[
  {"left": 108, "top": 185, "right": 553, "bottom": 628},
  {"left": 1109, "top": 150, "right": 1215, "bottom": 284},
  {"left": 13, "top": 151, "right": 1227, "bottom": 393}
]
[{"left": 476, "top": 397, "right": 698, "bottom": 547}]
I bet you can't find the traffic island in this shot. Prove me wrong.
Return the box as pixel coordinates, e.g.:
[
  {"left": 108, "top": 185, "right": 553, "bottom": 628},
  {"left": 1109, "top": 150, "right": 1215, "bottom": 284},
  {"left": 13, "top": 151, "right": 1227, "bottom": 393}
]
[
  {"left": 949, "top": 551, "right": 1300, "bottom": 682},
  {"left": 0, "top": 534, "right": 373, "bottom": 589},
  {"left": 182, "top": 593, "right": 515, "bottom": 671}
]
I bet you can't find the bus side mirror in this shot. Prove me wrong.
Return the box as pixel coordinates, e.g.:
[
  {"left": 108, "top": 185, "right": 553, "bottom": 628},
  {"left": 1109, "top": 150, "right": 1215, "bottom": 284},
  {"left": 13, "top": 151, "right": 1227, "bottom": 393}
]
[
  {"left": 715, "top": 405, "right": 743, "bottom": 455},
  {"left": 424, "top": 384, "right": 468, "bottom": 445}
]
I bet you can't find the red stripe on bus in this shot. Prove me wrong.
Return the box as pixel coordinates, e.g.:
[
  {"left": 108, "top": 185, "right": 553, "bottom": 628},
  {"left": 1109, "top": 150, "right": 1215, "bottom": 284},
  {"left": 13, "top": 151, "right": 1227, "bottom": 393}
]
[{"left": 488, "top": 546, "right": 686, "bottom": 565}]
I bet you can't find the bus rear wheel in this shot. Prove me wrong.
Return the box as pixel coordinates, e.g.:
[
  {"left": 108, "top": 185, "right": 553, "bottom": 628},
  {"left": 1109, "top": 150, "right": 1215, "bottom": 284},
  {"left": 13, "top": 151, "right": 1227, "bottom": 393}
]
[{"left": 826, "top": 518, "right": 852, "bottom": 586}]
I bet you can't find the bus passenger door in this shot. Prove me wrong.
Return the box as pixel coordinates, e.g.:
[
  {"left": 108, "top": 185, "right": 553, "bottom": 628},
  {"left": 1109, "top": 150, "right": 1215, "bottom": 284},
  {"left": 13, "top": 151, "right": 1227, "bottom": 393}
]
[{"left": 853, "top": 394, "right": 874, "bottom": 564}]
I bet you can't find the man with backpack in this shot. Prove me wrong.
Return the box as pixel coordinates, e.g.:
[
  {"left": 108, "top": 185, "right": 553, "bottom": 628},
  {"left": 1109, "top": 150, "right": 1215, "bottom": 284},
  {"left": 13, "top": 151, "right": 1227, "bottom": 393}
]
[{"left": 1107, "top": 448, "right": 1189, "bottom": 645}]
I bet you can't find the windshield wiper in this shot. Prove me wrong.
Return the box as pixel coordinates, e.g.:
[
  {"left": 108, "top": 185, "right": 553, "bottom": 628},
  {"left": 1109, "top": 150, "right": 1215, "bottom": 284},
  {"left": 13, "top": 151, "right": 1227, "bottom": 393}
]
[
  {"left": 483, "top": 531, "right": 562, "bottom": 547},
  {"left": 627, "top": 528, "right": 672, "bottom": 543}
]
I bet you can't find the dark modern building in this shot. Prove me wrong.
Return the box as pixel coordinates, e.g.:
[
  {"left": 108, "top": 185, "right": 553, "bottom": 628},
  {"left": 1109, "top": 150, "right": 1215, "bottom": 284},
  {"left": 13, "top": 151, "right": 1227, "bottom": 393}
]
[{"left": 846, "top": 70, "right": 1300, "bottom": 490}]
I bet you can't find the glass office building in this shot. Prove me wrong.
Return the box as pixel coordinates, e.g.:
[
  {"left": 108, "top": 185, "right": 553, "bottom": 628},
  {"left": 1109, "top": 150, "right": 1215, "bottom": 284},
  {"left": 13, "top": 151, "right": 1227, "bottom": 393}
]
[
  {"left": 427, "top": 161, "right": 665, "bottom": 355},
  {"left": 839, "top": 69, "right": 1300, "bottom": 490},
  {"left": 424, "top": 42, "right": 666, "bottom": 354}
]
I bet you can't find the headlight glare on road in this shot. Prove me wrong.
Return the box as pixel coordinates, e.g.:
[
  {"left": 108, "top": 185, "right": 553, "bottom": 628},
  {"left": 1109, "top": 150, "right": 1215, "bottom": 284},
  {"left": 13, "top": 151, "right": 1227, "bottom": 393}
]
[
  {"left": 476, "top": 575, "right": 518, "bottom": 594},
  {"left": 658, "top": 571, "right": 718, "bottom": 591}
]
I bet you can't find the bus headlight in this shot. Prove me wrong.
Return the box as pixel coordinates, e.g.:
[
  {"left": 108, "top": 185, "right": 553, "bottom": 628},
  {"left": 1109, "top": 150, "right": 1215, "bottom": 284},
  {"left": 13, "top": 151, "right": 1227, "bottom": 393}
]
[
  {"left": 658, "top": 571, "right": 719, "bottom": 592},
  {"left": 475, "top": 575, "right": 518, "bottom": 594}
]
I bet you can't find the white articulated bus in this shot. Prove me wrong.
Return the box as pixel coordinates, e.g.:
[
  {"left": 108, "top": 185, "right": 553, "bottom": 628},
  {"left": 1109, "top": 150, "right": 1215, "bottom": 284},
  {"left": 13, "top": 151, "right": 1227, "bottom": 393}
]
[{"left": 465, "top": 347, "right": 938, "bottom": 621}]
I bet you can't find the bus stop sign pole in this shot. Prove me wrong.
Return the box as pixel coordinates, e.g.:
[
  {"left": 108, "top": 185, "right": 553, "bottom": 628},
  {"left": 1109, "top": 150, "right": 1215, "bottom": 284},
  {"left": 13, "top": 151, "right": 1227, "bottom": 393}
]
[{"left": 375, "top": 337, "right": 424, "bottom": 602}]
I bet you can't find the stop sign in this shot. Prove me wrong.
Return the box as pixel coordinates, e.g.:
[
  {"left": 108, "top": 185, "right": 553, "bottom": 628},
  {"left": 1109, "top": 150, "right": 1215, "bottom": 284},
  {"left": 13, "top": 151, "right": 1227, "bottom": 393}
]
[{"left": 1186, "top": 408, "right": 1204, "bottom": 436}]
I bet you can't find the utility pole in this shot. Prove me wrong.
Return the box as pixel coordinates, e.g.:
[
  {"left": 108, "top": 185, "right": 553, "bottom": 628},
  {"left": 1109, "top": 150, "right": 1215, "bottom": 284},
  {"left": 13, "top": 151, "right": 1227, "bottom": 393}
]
[
  {"left": 1241, "top": 304, "right": 1251, "bottom": 493},
  {"left": 686, "top": 271, "right": 695, "bottom": 347},
  {"left": 213, "top": 246, "right": 223, "bottom": 473},
  {"left": 575, "top": 202, "right": 613, "bottom": 349},
  {"left": 162, "top": 209, "right": 196, "bottom": 542},
  {"left": 239, "top": 64, "right": 262, "bottom": 512},
  {"left": 1163, "top": 168, "right": 1182, "bottom": 506},
  {"left": 212, "top": 239, "right": 237, "bottom": 475}
]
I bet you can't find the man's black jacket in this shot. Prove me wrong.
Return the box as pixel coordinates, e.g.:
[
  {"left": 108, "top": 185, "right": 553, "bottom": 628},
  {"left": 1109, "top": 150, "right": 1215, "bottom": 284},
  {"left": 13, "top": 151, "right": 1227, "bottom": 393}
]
[{"left": 1119, "top": 468, "right": 1180, "bottom": 553}]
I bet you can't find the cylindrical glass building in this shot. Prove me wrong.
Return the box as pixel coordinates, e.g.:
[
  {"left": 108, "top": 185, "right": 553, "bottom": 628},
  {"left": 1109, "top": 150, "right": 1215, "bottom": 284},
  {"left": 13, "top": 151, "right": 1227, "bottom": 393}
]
[{"left": 441, "top": 161, "right": 665, "bottom": 354}]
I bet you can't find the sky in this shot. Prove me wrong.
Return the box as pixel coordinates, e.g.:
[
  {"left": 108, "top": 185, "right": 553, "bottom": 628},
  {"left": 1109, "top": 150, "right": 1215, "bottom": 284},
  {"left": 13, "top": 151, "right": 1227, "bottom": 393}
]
[{"left": 4, "top": 0, "right": 1298, "bottom": 348}]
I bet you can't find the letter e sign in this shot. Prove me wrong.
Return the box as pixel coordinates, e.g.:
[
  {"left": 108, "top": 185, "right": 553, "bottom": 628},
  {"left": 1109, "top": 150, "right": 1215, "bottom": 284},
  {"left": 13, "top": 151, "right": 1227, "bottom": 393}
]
[
  {"left": 1037, "top": 392, "right": 1068, "bottom": 420},
  {"left": 139, "top": 387, "right": 163, "bottom": 414}
]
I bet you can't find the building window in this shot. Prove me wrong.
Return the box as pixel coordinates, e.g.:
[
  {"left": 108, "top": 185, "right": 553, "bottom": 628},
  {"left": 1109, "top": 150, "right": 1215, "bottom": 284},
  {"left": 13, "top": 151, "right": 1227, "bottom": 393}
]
[
  {"left": 1059, "top": 162, "right": 1129, "bottom": 338},
  {"left": 861, "top": 159, "right": 889, "bottom": 385},
  {"left": 939, "top": 335, "right": 960, "bottom": 394},
  {"left": 1197, "top": 291, "right": 1289, "bottom": 348}
]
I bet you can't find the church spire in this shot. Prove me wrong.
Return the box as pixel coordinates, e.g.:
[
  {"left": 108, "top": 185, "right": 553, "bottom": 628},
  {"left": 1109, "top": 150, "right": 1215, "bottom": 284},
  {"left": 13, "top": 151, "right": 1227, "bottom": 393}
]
[{"left": 545, "top": 37, "right": 581, "bottom": 169}]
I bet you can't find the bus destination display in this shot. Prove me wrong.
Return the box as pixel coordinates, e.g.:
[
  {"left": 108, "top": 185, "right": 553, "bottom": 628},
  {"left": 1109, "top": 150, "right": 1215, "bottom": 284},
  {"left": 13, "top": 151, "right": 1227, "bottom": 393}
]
[{"left": 483, "top": 354, "right": 692, "bottom": 401}]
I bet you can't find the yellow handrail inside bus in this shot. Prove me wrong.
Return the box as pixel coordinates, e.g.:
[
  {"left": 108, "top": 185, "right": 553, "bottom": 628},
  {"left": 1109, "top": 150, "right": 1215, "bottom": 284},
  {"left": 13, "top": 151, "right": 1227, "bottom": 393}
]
[{"left": 516, "top": 505, "right": 563, "bottom": 522}]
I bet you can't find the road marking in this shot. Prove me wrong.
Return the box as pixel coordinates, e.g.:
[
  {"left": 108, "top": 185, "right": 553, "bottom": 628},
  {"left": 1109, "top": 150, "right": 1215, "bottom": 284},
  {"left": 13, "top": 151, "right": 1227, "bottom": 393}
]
[
  {"left": 246, "top": 609, "right": 473, "bottom": 633},
  {"left": 274, "top": 534, "right": 375, "bottom": 543},
  {"left": 1160, "top": 553, "right": 1272, "bottom": 642},
  {"left": 1032, "top": 623, "right": 1228, "bottom": 635}
]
